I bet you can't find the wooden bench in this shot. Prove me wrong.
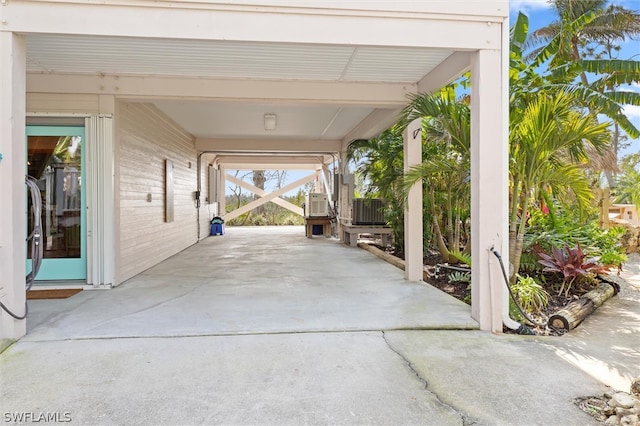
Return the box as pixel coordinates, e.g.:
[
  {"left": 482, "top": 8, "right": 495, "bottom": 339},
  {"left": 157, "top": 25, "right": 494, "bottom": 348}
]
[{"left": 341, "top": 224, "right": 392, "bottom": 247}]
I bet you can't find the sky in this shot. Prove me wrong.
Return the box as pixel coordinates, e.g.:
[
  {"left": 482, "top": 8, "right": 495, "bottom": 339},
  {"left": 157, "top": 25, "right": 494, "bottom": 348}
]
[{"left": 510, "top": 0, "right": 640, "bottom": 158}]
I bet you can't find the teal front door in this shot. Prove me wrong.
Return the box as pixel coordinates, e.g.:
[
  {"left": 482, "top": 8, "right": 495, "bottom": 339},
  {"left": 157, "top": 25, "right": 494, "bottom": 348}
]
[{"left": 26, "top": 126, "right": 87, "bottom": 281}]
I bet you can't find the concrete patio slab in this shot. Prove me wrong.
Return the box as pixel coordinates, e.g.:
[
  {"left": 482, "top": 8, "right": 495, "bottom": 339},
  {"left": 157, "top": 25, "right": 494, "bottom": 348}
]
[
  {"left": 24, "top": 226, "right": 477, "bottom": 342},
  {"left": 384, "top": 330, "right": 604, "bottom": 425},
  {"left": 2, "top": 229, "right": 638, "bottom": 425},
  {"left": 0, "top": 332, "right": 464, "bottom": 425}
]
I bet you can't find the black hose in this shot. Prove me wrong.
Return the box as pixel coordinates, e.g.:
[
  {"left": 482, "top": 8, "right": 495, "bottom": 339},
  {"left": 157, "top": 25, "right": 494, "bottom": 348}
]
[
  {"left": 0, "top": 300, "right": 28, "bottom": 320},
  {"left": 490, "top": 247, "right": 547, "bottom": 331},
  {"left": 0, "top": 176, "right": 42, "bottom": 320}
]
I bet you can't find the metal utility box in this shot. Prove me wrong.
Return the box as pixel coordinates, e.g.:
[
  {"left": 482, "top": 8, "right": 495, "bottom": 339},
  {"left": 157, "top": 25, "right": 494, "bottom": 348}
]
[
  {"left": 207, "top": 166, "right": 219, "bottom": 204},
  {"left": 352, "top": 198, "right": 386, "bottom": 225},
  {"left": 306, "top": 193, "right": 329, "bottom": 217}
]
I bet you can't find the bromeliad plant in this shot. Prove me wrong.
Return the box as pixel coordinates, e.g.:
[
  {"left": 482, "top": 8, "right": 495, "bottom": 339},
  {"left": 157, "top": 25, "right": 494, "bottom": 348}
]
[{"left": 538, "top": 243, "right": 610, "bottom": 297}]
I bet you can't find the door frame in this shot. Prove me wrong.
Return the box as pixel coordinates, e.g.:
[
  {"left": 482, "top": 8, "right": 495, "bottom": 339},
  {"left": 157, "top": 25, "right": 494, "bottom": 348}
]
[{"left": 26, "top": 125, "right": 87, "bottom": 281}]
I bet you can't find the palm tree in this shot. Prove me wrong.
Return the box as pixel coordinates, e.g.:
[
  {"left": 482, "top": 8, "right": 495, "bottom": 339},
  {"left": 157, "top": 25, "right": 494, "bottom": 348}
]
[
  {"left": 347, "top": 128, "right": 406, "bottom": 252},
  {"left": 526, "top": 0, "right": 640, "bottom": 159},
  {"left": 509, "top": 90, "right": 611, "bottom": 279},
  {"left": 528, "top": 0, "right": 640, "bottom": 75},
  {"left": 507, "top": 12, "right": 615, "bottom": 279},
  {"left": 399, "top": 90, "right": 471, "bottom": 262}
]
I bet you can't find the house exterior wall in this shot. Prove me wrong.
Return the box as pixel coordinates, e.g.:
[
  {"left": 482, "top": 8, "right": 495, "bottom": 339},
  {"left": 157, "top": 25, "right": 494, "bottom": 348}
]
[
  {"left": 27, "top": 93, "right": 101, "bottom": 114},
  {"left": 611, "top": 204, "right": 640, "bottom": 227},
  {"left": 26, "top": 95, "right": 207, "bottom": 284},
  {"left": 116, "top": 102, "right": 198, "bottom": 283}
]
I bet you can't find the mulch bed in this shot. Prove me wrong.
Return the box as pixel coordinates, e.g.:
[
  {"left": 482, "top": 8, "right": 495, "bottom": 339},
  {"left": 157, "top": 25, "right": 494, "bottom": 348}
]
[{"left": 382, "top": 246, "right": 609, "bottom": 336}]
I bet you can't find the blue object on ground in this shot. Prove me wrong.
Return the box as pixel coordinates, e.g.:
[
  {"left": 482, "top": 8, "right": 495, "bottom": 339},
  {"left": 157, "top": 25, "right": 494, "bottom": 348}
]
[{"left": 211, "top": 223, "right": 224, "bottom": 236}]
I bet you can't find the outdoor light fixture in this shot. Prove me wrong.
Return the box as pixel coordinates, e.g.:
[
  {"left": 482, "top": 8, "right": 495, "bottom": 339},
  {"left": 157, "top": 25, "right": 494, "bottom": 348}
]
[{"left": 264, "top": 113, "right": 277, "bottom": 131}]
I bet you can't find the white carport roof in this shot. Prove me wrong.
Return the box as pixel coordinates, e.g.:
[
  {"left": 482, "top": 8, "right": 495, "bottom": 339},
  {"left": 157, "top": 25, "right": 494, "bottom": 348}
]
[{"left": 17, "top": 0, "right": 507, "bottom": 168}]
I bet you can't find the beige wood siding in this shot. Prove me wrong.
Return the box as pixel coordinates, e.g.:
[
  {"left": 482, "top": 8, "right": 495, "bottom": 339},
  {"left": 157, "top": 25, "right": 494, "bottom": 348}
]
[
  {"left": 117, "top": 102, "right": 197, "bottom": 283},
  {"left": 27, "top": 93, "right": 100, "bottom": 113}
]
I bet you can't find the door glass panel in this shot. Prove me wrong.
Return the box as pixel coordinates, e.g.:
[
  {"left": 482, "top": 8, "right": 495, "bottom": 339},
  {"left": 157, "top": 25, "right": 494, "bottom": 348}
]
[{"left": 27, "top": 135, "right": 83, "bottom": 259}]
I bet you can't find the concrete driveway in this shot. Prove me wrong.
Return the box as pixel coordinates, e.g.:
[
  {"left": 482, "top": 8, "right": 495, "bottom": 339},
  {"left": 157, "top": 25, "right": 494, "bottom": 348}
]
[
  {"left": 1, "top": 227, "right": 638, "bottom": 425},
  {"left": 24, "top": 226, "right": 477, "bottom": 341}
]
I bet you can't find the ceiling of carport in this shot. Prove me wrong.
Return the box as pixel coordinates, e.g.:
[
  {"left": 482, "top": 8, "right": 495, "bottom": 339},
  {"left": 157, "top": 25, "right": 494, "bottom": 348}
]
[
  {"left": 25, "top": 33, "right": 455, "bottom": 143},
  {"left": 26, "top": 35, "right": 453, "bottom": 82},
  {"left": 152, "top": 100, "right": 374, "bottom": 140}
]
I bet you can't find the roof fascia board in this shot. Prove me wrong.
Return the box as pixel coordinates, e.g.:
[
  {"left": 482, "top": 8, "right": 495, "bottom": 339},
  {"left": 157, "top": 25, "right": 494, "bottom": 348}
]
[
  {"left": 4, "top": 2, "right": 503, "bottom": 50},
  {"left": 4, "top": 0, "right": 509, "bottom": 19}
]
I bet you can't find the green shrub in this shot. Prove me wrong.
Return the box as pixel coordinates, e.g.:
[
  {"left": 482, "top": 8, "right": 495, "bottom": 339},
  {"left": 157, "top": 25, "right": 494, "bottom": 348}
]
[
  {"left": 511, "top": 275, "right": 549, "bottom": 314},
  {"left": 447, "top": 271, "right": 471, "bottom": 284},
  {"left": 524, "top": 204, "right": 627, "bottom": 272},
  {"left": 448, "top": 250, "right": 471, "bottom": 266}
]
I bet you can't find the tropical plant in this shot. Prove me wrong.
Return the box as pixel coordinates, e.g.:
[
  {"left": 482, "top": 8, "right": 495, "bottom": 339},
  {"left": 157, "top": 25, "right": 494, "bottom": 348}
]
[
  {"left": 509, "top": 90, "right": 611, "bottom": 280},
  {"left": 523, "top": 203, "right": 628, "bottom": 270},
  {"left": 538, "top": 243, "right": 610, "bottom": 296},
  {"left": 399, "top": 90, "right": 471, "bottom": 262},
  {"left": 508, "top": 12, "right": 615, "bottom": 281},
  {"left": 525, "top": 1, "right": 640, "bottom": 161},
  {"left": 344, "top": 11, "right": 636, "bottom": 291},
  {"left": 527, "top": 0, "right": 640, "bottom": 76},
  {"left": 511, "top": 275, "right": 550, "bottom": 314},
  {"left": 447, "top": 271, "right": 471, "bottom": 284},
  {"left": 615, "top": 153, "right": 640, "bottom": 209},
  {"left": 448, "top": 250, "right": 471, "bottom": 267},
  {"left": 347, "top": 129, "right": 405, "bottom": 252}
]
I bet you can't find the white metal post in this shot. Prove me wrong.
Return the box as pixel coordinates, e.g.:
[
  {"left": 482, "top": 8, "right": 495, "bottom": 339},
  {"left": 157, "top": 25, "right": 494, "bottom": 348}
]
[
  {"left": 218, "top": 167, "right": 226, "bottom": 217},
  {"left": 0, "top": 33, "right": 27, "bottom": 340},
  {"left": 403, "top": 119, "right": 423, "bottom": 282},
  {"left": 471, "top": 48, "right": 505, "bottom": 332}
]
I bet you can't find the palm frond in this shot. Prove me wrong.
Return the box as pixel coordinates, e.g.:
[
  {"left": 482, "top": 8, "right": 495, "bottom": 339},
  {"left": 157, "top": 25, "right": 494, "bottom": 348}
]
[
  {"left": 510, "top": 12, "right": 529, "bottom": 58},
  {"left": 579, "top": 59, "right": 640, "bottom": 83}
]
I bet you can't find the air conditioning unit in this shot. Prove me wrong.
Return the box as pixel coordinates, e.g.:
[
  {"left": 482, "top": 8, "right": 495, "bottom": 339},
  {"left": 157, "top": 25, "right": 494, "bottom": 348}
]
[
  {"left": 306, "top": 193, "right": 329, "bottom": 217},
  {"left": 352, "top": 198, "right": 386, "bottom": 225}
]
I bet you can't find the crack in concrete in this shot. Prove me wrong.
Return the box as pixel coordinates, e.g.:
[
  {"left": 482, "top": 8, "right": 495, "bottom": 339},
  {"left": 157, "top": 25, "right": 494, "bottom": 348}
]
[
  {"left": 73, "top": 286, "right": 202, "bottom": 335},
  {"left": 381, "top": 331, "right": 477, "bottom": 426}
]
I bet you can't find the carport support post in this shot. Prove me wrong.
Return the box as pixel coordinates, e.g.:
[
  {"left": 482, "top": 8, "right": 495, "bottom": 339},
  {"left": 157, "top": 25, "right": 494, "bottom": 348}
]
[
  {"left": 403, "top": 119, "right": 423, "bottom": 282},
  {"left": 218, "top": 167, "right": 226, "bottom": 217},
  {"left": 337, "top": 150, "right": 351, "bottom": 236},
  {"left": 0, "top": 33, "right": 27, "bottom": 340},
  {"left": 470, "top": 49, "right": 504, "bottom": 332}
]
